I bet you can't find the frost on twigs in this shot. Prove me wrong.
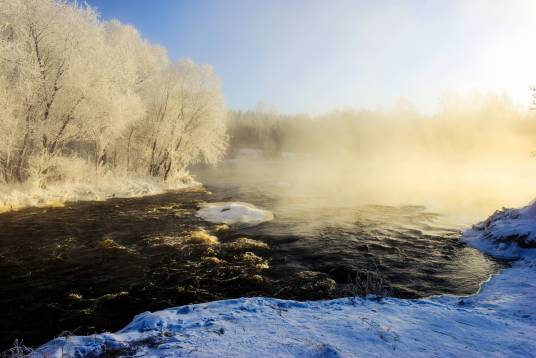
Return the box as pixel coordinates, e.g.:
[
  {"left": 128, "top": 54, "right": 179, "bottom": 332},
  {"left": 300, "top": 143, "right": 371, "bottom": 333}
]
[{"left": 0, "top": 0, "right": 228, "bottom": 211}]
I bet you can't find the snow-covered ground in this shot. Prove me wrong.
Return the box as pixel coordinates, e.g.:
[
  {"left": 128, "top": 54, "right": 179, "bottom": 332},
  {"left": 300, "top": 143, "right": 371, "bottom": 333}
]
[
  {"left": 31, "top": 202, "right": 536, "bottom": 357},
  {"left": 197, "top": 202, "right": 274, "bottom": 226},
  {"left": 0, "top": 176, "right": 198, "bottom": 213}
]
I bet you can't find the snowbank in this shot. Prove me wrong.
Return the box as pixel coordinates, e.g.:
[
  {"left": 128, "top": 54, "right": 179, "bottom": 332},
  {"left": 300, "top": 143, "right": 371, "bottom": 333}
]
[
  {"left": 462, "top": 202, "right": 536, "bottom": 261},
  {"left": 0, "top": 176, "right": 199, "bottom": 213},
  {"left": 32, "top": 202, "right": 536, "bottom": 357},
  {"left": 197, "top": 202, "right": 274, "bottom": 225}
]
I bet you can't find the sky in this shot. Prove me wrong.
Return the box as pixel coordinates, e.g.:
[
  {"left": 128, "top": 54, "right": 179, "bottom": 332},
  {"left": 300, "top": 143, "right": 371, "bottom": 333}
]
[{"left": 87, "top": 0, "right": 536, "bottom": 114}]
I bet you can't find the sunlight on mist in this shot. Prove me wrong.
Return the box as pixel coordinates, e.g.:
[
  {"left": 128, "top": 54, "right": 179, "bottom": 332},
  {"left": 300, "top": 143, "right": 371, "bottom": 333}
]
[{"left": 226, "top": 93, "right": 536, "bottom": 222}]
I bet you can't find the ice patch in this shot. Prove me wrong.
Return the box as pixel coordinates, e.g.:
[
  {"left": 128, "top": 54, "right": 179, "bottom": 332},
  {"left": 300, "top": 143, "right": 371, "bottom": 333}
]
[{"left": 197, "top": 202, "right": 274, "bottom": 225}]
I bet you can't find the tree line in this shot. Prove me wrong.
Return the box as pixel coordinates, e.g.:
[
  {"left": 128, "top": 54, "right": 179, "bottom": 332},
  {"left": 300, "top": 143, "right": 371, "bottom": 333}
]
[
  {"left": 0, "top": 0, "right": 228, "bottom": 188},
  {"left": 227, "top": 94, "right": 535, "bottom": 161}
]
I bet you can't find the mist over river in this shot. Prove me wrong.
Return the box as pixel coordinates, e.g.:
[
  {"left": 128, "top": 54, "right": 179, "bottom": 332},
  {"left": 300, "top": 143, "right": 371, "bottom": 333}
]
[{"left": 0, "top": 153, "right": 503, "bottom": 349}]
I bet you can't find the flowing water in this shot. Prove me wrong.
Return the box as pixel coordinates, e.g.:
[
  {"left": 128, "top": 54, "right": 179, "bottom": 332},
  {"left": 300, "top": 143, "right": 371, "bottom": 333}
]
[{"left": 0, "top": 155, "right": 503, "bottom": 349}]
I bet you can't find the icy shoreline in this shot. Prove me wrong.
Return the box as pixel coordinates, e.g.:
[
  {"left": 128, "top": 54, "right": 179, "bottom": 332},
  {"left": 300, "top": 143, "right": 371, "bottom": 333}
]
[
  {"left": 0, "top": 176, "right": 200, "bottom": 213},
  {"left": 30, "top": 202, "right": 536, "bottom": 357}
]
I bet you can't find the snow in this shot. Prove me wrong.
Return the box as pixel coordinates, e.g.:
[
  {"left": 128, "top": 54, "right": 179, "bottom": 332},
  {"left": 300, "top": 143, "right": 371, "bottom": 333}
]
[
  {"left": 197, "top": 202, "right": 274, "bottom": 225},
  {"left": 462, "top": 203, "right": 536, "bottom": 261},
  {"left": 32, "top": 202, "right": 536, "bottom": 357},
  {"left": 0, "top": 176, "right": 199, "bottom": 213}
]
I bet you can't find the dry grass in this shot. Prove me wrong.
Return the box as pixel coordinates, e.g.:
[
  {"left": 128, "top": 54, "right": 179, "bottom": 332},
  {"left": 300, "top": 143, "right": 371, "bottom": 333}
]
[
  {"left": 347, "top": 266, "right": 391, "bottom": 299},
  {"left": 0, "top": 340, "right": 33, "bottom": 358}
]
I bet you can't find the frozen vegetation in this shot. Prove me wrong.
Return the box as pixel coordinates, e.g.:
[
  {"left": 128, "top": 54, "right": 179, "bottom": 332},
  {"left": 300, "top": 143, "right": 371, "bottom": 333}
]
[
  {"left": 0, "top": 0, "right": 228, "bottom": 211},
  {"left": 30, "top": 201, "right": 536, "bottom": 357}
]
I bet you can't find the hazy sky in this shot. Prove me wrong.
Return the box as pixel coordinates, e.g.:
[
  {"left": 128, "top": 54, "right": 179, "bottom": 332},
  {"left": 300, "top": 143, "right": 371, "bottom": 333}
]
[{"left": 88, "top": 0, "right": 536, "bottom": 114}]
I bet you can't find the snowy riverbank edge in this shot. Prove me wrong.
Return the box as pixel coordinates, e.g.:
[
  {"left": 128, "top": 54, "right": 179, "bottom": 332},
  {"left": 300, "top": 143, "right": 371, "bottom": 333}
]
[
  {"left": 32, "top": 203, "right": 536, "bottom": 357},
  {"left": 0, "top": 176, "right": 200, "bottom": 213}
]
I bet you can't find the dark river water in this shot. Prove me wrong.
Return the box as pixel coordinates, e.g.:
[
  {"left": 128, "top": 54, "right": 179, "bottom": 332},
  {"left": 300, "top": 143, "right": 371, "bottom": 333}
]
[{"left": 0, "top": 156, "right": 503, "bottom": 349}]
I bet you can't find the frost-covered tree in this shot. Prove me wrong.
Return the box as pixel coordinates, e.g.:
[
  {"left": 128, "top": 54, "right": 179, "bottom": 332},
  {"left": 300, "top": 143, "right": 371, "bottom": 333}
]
[
  {"left": 0, "top": 0, "right": 103, "bottom": 184},
  {"left": 138, "top": 60, "right": 228, "bottom": 181},
  {"left": 0, "top": 0, "right": 227, "bottom": 188}
]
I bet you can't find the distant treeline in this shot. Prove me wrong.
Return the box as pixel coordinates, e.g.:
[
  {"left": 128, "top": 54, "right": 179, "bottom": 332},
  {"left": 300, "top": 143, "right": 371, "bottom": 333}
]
[{"left": 227, "top": 95, "right": 536, "bottom": 161}]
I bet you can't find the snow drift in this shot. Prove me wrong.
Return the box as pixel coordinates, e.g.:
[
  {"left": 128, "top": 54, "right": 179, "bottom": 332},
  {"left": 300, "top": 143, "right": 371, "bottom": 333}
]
[
  {"left": 463, "top": 202, "right": 536, "bottom": 261},
  {"left": 31, "top": 202, "right": 536, "bottom": 357}
]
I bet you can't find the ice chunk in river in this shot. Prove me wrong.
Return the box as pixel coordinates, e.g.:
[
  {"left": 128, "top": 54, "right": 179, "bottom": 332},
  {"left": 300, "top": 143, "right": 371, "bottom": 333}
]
[{"left": 197, "top": 202, "right": 273, "bottom": 225}]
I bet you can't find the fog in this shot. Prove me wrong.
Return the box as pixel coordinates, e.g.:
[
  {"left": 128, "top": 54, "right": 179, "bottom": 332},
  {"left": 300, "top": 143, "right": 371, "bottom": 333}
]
[{"left": 223, "top": 93, "right": 536, "bottom": 222}]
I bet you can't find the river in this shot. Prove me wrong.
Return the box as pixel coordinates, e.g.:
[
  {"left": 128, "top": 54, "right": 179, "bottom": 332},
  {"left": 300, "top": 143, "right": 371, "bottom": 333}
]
[{"left": 0, "top": 154, "right": 503, "bottom": 349}]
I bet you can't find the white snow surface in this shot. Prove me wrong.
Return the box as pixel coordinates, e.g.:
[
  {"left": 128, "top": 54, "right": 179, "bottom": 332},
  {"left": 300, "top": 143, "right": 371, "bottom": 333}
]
[
  {"left": 463, "top": 202, "right": 536, "bottom": 261},
  {"left": 196, "top": 202, "right": 274, "bottom": 225},
  {"left": 33, "top": 202, "right": 536, "bottom": 357},
  {"left": 0, "top": 176, "right": 199, "bottom": 213}
]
